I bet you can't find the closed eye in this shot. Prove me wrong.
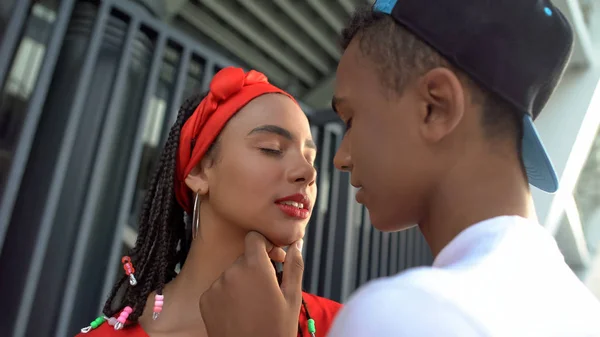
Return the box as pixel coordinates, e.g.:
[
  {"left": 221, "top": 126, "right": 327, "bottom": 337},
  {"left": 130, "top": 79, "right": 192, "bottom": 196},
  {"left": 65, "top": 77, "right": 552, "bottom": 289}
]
[{"left": 260, "top": 148, "right": 282, "bottom": 156}]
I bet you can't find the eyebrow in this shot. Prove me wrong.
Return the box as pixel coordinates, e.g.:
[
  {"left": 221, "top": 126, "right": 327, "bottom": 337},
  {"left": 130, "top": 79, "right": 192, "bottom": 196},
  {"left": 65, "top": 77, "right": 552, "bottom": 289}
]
[{"left": 247, "top": 124, "right": 317, "bottom": 150}]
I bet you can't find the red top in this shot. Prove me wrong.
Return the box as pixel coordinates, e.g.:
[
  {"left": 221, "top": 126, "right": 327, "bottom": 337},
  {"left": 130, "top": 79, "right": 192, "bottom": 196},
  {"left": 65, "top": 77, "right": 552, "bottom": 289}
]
[{"left": 76, "top": 292, "right": 342, "bottom": 337}]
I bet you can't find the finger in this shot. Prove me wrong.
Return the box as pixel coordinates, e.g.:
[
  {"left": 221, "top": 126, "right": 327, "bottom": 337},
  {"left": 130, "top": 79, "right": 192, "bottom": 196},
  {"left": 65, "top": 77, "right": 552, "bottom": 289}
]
[
  {"left": 268, "top": 246, "right": 286, "bottom": 263},
  {"left": 281, "top": 239, "right": 304, "bottom": 305},
  {"left": 244, "top": 231, "right": 273, "bottom": 264}
]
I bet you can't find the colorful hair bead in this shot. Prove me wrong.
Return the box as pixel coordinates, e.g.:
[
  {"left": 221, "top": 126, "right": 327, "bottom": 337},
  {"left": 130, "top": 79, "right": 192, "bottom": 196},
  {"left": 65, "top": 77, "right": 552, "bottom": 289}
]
[
  {"left": 106, "top": 316, "right": 118, "bottom": 327},
  {"left": 307, "top": 318, "right": 316, "bottom": 337},
  {"left": 80, "top": 316, "right": 106, "bottom": 333},
  {"left": 153, "top": 293, "right": 164, "bottom": 320},
  {"left": 121, "top": 256, "right": 137, "bottom": 286},
  {"left": 114, "top": 306, "right": 133, "bottom": 330}
]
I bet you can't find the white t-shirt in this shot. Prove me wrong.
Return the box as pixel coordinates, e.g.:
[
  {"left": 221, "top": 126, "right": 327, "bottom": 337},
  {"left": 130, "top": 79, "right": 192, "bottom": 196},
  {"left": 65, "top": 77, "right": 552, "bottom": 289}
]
[{"left": 327, "top": 216, "right": 600, "bottom": 337}]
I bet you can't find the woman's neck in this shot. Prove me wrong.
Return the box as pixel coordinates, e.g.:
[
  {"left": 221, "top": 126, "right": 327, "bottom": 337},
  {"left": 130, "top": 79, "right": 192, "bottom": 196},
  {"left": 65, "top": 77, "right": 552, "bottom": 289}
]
[{"left": 140, "top": 209, "right": 247, "bottom": 334}]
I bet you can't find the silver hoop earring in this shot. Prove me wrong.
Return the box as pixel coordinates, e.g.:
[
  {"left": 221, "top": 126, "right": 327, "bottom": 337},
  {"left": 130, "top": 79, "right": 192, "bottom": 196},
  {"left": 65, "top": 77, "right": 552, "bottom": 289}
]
[{"left": 192, "top": 193, "right": 200, "bottom": 239}]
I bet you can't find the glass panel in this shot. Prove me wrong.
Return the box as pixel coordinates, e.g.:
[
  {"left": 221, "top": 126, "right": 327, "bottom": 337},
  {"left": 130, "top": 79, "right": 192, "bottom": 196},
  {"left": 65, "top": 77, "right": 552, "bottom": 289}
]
[
  {"left": 0, "top": 2, "right": 56, "bottom": 195},
  {"left": 128, "top": 49, "right": 205, "bottom": 228},
  {"left": 184, "top": 53, "right": 205, "bottom": 98},
  {"left": 0, "top": 0, "right": 18, "bottom": 34},
  {"left": 129, "top": 45, "right": 181, "bottom": 228}
]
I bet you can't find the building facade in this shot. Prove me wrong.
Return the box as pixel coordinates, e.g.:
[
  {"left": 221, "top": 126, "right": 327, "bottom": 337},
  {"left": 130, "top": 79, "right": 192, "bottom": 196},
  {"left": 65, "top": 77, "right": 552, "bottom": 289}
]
[{"left": 0, "top": 1, "right": 598, "bottom": 336}]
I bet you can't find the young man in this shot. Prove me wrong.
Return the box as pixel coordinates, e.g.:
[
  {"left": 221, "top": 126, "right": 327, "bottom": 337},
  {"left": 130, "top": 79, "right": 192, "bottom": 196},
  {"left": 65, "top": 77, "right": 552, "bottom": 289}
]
[{"left": 199, "top": 1, "right": 600, "bottom": 336}]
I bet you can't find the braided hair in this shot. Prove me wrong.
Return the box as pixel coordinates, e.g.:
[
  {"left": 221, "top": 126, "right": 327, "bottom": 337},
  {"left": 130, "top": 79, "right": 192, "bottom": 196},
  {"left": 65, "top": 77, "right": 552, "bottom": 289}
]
[{"left": 102, "top": 92, "right": 313, "bottom": 336}]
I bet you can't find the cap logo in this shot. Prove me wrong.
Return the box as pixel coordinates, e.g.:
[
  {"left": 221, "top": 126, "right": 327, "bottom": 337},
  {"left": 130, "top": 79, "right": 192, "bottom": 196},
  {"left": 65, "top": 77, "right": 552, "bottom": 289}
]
[{"left": 544, "top": 7, "right": 553, "bottom": 16}]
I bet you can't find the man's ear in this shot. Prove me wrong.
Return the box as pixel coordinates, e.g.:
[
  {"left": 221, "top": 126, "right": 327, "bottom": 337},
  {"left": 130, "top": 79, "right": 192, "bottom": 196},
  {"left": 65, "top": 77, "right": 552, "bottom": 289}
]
[{"left": 416, "top": 67, "right": 466, "bottom": 143}]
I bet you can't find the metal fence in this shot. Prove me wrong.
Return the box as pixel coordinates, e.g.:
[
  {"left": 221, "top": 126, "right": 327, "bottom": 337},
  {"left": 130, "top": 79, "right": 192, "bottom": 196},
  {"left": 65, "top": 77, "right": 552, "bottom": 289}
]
[{"left": 0, "top": 1, "right": 432, "bottom": 336}]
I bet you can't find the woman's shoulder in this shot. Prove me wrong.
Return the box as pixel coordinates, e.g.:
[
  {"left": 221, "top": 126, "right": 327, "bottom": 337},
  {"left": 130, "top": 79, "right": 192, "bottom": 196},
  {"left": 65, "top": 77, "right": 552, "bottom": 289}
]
[{"left": 75, "top": 322, "right": 147, "bottom": 337}]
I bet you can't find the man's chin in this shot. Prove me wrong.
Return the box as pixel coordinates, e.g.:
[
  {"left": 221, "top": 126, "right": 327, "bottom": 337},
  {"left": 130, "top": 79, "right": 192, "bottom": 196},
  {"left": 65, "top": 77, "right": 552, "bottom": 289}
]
[{"left": 370, "top": 216, "right": 418, "bottom": 233}]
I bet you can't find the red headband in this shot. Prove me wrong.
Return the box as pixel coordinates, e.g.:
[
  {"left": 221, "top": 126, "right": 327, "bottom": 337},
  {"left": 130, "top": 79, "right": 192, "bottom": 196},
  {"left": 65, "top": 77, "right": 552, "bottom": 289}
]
[{"left": 175, "top": 67, "right": 298, "bottom": 214}]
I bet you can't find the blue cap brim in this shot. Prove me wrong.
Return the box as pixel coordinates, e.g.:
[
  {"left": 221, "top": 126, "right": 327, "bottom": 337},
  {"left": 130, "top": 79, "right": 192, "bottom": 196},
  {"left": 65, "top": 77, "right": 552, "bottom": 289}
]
[
  {"left": 522, "top": 115, "right": 559, "bottom": 193},
  {"left": 373, "top": 0, "right": 395, "bottom": 13}
]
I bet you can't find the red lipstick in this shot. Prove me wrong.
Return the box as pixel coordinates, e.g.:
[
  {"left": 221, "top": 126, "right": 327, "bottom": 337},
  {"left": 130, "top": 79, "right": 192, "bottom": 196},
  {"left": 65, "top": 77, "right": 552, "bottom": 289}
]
[{"left": 275, "top": 193, "right": 310, "bottom": 219}]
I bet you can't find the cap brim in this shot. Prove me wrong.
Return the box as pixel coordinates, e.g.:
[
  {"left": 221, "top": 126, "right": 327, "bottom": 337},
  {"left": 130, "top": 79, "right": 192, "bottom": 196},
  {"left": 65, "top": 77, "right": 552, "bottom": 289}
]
[
  {"left": 373, "top": 0, "right": 395, "bottom": 13},
  {"left": 522, "top": 115, "right": 559, "bottom": 193}
]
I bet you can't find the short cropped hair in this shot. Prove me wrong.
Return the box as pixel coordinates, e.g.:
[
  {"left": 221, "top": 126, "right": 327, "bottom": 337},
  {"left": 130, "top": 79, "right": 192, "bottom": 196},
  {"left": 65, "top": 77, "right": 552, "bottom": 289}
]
[{"left": 341, "top": 8, "right": 524, "bottom": 146}]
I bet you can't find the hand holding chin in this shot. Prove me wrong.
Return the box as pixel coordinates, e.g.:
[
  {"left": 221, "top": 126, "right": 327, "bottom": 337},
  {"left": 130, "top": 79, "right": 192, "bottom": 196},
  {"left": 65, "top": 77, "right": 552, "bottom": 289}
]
[{"left": 199, "top": 231, "right": 304, "bottom": 337}]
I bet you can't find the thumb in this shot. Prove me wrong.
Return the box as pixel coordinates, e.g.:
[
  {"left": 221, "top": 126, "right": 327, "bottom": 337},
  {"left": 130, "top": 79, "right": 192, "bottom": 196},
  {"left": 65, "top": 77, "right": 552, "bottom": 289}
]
[
  {"left": 281, "top": 239, "right": 304, "bottom": 305},
  {"left": 244, "top": 231, "right": 273, "bottom": 263}
]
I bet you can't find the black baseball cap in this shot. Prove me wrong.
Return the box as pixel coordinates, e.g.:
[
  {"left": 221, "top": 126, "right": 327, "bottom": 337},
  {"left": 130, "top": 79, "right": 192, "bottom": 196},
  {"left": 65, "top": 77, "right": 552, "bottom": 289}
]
[{"left": 373, "top": 0, "right": 574, "bottom": 193}]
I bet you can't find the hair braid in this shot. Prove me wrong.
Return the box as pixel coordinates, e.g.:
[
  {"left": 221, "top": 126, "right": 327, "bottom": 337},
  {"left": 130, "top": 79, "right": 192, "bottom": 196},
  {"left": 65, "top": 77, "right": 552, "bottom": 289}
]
[{"left": 102, "top": 92, "right": 207, "bottom": 321}]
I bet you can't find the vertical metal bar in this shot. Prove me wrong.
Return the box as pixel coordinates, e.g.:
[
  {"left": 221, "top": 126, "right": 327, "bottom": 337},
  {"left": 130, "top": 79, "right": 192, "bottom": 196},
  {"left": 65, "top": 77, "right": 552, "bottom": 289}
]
[
  {"left": 417, "top": 232, "right": 423, "bottom": 266},
  {"left": 427, "top": 241, "right": 434, "bottom": 263},
  {"left": 369, "top": 228, "right": 381, "bottom": 279},
  {"left": 0, "top": 0, "right": 77, "bottom": 255},
  {"left": 340, "top": 185, "right": 359, "bottom": 302},
  {"left": 308, "top": 126, "right": 332, "bottom": 293},
  {"left": 328, "top": 178, "right": 352, "bottom": 301},
  {"left": 54, "top": 18, "right": 141, "bottom": 336},
  {"left": 0, "top": 0, "right": 29, "bottom": 90},
  {"left": 414, "top": 230, "right": 423, "bottom": 266},
  {"left": 380, "top": 232, "right": 390, "bottom": 276},
  {"left": 397, "top": 230, "right": 407, "bottom": 272},
  {"left": 310, "top": 125, "right": 319, "bottom": 139},
  {"left": 350, "top": 204, "right": 361, "bottom": 290},
  {"left": 323, "top": 125, "right": 345, "bottom": 299},
  {"left": 412, "top": 230, "right": 419, "bottom": 267},
  {"left": 358, "top": 207, "right": 371, "bottom": 285},
  {"left": 98, "top": 32, "right": 167, "bottom": 313},
  {"left": 302, "top": 125, "right": 320, "bottom": 291},
  {"left": 12, "top": 3, "right": 110, "bottom": 336},
  {"left": 165, "top": 47, "right": 191, "bottom": 128},
  {"left": 406, "top": 227, "right": 415, "bottom": 268},
  {"left": 421, "top": 231, "right": 431, "bottom": 266},
  {"left": 424, "top": 233, "right": 430, "bottom": 265},
  {"left": 415, "top": 228, "right": 422, "bottom": 266},
  {"left": 422, "top": 231, "right": 429, "bottom": 265},
  {"left": 304, "top": 125, "right": 320, "bottom": 263},
  {"left": 303, "top": 114, "right": 340, "bottom": 290},
  {"left": 200, "top": 59, "right": 215, "bottom": 91},
  {"left": 403, "top": 230, "right": 410, "bottom": 270},
  {"left": 389, "top": 231, "right": 399, "bottom": 275},
  {"left": 418, "top": 238, "right": 424, "bottom": 266}
]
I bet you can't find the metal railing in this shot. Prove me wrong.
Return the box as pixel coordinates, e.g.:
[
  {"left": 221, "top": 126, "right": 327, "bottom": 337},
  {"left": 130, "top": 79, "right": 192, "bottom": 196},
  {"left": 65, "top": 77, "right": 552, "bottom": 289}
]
[{"left": 0, "top": 1, "right": 432, "bottom": 336}]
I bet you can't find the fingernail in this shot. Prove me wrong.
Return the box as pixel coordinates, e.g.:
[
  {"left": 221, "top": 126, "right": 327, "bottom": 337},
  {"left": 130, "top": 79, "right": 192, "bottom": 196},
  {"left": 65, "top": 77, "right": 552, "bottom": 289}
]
[{"left": 296, "top": 239, "right": 304, "bottom": 251}]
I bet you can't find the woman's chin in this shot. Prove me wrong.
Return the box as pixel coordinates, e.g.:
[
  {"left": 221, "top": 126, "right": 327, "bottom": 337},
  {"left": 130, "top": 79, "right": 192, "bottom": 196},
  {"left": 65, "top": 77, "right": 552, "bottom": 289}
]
[{"left": 263, "top": 230, "right": 304, "bottom": 248}]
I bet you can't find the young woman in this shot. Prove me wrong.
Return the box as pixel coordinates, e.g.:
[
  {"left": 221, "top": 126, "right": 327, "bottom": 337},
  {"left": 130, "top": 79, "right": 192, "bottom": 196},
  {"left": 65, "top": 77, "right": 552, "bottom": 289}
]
[{"left": 77, "top": 67, "right": 341, "bottom": 337}]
